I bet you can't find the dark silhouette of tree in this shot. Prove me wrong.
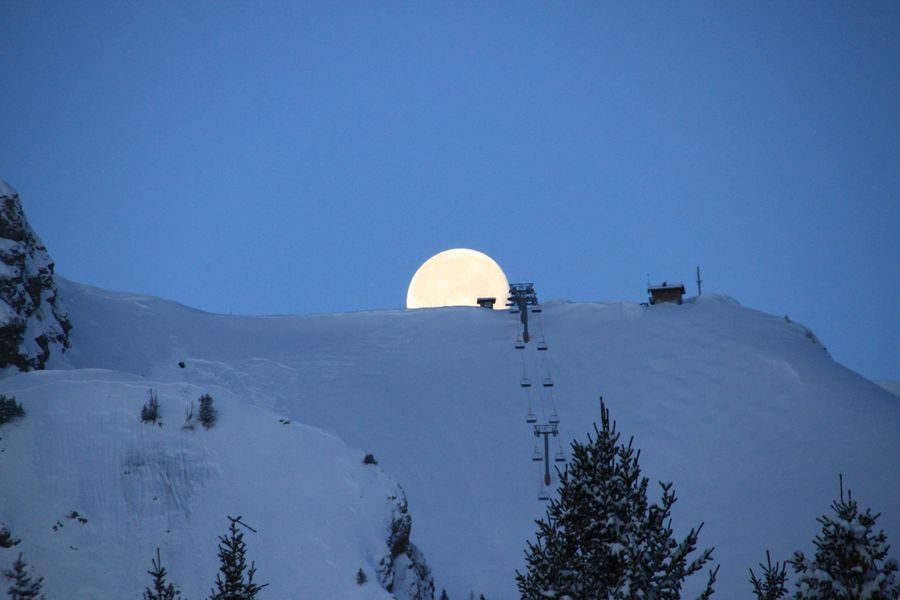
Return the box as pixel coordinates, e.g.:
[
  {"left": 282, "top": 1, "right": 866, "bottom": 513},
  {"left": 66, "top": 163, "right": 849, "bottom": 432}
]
[
  {"left": 749, "top": 550, "right": 788, "bottom": 600},
  {"left": 209, "top": 515, "right": 267, "bottom": 600},
  {"left": 0, "top": 395, "right": 24, "bottom": 425},
  {"left": 199, "top": 394, "right": 217, "bottom": 429},
  {"left": 3, "top": 553, "right": 44, "bottom": 600},
  {"left": 143, "top": 548, "right": 181, "bottom": 600}
]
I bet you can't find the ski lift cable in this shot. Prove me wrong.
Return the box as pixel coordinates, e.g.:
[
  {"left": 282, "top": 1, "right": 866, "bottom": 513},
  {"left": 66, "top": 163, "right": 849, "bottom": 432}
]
[{"left": 535, "top": 309, "right": 545, "bottom": 337}]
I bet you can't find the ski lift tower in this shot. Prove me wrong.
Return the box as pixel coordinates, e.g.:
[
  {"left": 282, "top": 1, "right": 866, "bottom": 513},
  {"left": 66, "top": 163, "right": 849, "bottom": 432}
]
[
  {"left": 508, "top": 283, "right": 539, "bottom": 343},
  {"left": 533, "top": 422, "right": 559, "bottom": 486}
]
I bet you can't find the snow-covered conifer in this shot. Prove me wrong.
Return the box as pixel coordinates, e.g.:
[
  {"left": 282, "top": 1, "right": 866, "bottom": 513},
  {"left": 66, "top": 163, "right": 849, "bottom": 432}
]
[
  {"left": 790, "top": 484, "right": 899, "bottom": 599},
  {"left": 750, "top": 550, "right": 788, "bottom": 600},
  {"left": 516, "top": 399, "right": 717, "bottom": 599},
  {"left": 3, "top": 553, "right": 44, "bottom": 599},
  {"left": 143, "top": 548, "right": 181, "bottom": 600},
  {"left": 209, "top": 516, "right": 267, "bottom": 600}
]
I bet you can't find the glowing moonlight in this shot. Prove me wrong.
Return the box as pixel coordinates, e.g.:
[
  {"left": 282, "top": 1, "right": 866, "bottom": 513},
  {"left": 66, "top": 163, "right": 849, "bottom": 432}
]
[{"left": 407, "top": 249, "right": 509, "bottom": 310}]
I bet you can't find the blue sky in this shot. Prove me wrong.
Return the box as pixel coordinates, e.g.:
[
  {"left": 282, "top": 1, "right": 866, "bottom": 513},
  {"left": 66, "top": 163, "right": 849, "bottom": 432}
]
[{"left": 1, "top": 2, "right": 897, "bottom": 381}]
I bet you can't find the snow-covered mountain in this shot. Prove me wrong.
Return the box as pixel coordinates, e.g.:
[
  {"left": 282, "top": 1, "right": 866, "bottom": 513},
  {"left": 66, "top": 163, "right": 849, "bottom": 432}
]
[
  {"left": 2, "top": 274, "right": 898, "bottom": 599},
  {"left": 0, "top": 185, "right": 897, "bottom": 598}
]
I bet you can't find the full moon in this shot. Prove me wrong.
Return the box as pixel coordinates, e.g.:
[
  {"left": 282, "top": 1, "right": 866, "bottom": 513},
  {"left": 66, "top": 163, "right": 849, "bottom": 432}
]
[{"left": 406, "top": 248, "right": 509, "bottom": 310}]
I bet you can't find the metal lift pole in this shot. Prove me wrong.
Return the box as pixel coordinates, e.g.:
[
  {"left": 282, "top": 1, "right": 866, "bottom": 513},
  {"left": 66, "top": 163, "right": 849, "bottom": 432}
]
[
  {"left": 534, "top": 423, "right": 559, "bottom": 486},
  {"left": 508, "top": 283, "right": 539, "bottom": 343},
  {"left": 543, "top": 429, "right": 551, "bottom": 485},
  {"left": 520, "top": 297, "right": 530, "bottom": 342}
]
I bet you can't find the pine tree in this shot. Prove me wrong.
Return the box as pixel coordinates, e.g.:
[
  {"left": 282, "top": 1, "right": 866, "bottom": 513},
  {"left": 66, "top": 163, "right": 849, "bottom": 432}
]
[
  {"left": 209, "top": 515, "right": 267, "bottom": 600},
  {"left": 0, "top": 525, "right": 20, "bottom": 548},
  {"left": 516, "top": 399, "right": 717, "bottom": 600},
  {"left": 3, "top": 553, "right": 44, "bottom": 600},
  {"left": 438, "top": 589, "right": 449, "bottom": 600},
  {"left": 141, "top": 389, "right": 160, "bottom": 424},
  {"left": 0, "top": 395, "right": 25, "bottom": 425},
  {"left": 790, "top": 481, "right": 899, "bottom": 599},
  {"left": 143, "top": 548, "right": 181, "bottom": 600},
  {"left": 750, "top": 550, "right": 788, "bottom": 600},
  {"left": 199, "top": 394, "right": 217, "bottom": 429}
]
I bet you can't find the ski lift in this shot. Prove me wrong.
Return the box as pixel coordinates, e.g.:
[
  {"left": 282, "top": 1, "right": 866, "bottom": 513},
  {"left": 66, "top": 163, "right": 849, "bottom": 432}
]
[
  {"left": 537, "top": 339, "right": 548, "bottom": 351},
  {"left": 542, "top": 377, "right": 554, "bottom": 388},
  {"left": 526, "top": 410, "right": 537, "bottom": 424},
  {"left": 548, "top": 410, "right": 560, "bottom": 425},
  {"left": 538, "top": 487, "right": 550, "bottom": 501},
  {"left": 554, "top": 450, "right": 566, "bottom": 463},
  {"left": 514, "top": 337, "right": 525, "bottom": 350},
  {"left": 520, "top": 377, "right": 532, "bottom": 388},
  {"left": 531, "top": 449, "right": 542, "bottom": 462}
]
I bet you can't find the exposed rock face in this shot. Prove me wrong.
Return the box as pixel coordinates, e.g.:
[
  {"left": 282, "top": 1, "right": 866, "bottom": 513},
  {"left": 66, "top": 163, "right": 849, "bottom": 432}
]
[
  {"left": 0, "top": 180, "right": 71, "bottom": 371},
  {"left": 379, "top": 487, "right": 435, "bottom": 600}
]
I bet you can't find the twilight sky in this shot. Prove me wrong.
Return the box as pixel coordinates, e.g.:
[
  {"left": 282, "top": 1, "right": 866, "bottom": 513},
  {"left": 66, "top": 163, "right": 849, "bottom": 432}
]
[{"left": 1, "top": 2, "right": 898, "bottom": 382}]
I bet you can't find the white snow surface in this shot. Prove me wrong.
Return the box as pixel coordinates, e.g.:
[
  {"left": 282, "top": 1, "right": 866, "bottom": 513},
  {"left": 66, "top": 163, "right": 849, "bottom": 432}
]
[
  {"left": 0, "top": 368, "right": 409, "bottom": 599},
  {"left": 3, "top": 279, "right": 900, "bottom": 598}
]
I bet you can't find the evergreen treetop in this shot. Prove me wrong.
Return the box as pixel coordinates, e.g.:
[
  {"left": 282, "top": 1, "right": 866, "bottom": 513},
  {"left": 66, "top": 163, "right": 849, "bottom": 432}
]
[
  {"left": 790, "top": 483, "right": 899, "bottom": 599},
  {"left": 143, "top": 548, "right": 181, "bottom": 600},
  {"left": 750, "top": 550, "right": 788, "bottom": 600},
  {"left": 516, "top": 399, "right": 717, "bottom": 600},
  {"left": 3, "top": 553, "right": 44, "bottom": 600},
  {"left": 209, "top": 515, "right": 267, "bottom": 600}
]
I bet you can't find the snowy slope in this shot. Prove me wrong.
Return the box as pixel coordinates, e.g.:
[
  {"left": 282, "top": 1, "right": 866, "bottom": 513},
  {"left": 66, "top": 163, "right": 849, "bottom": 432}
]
[
  {"left": 5, "top": 277, "right": 900, "bottom": 598},
  {"left": 878, "top": 381, "right": 900, "bottom": 397},
  {"left": 0, "top": 368, "right": 428, "bottom": 599}
]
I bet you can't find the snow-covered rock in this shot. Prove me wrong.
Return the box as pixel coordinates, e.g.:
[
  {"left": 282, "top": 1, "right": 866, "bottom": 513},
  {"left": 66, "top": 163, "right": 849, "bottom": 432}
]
[
  {"left": 379, "top": 488, "right": 435, "bottom": 600},
  {"left": 0, "top": 180, "right": 70, "bottom": 372}
]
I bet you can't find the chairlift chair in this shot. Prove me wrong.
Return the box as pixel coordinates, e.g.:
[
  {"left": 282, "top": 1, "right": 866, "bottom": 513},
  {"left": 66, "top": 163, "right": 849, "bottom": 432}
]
[
  {"left": 526, "top": 410, "right": 537, "bottom": 424},
  {"left": 537, "top": 338, "right": 548, "bottom": 351},
  {"left": 514, "top": 337, "right": 525, "bottom": 349},
  {"left": 520, "top": 377, "right": 532, "bottom": 388},
  {"left": 554, "top": 451, "right": 566, "bottom": 463},
  {"left": 538, "top": 487, "right": 550, "bottom": 501},
  {"left": 531, "top": 449, "right": 542, "bottom": 462},
  {"left": 542, "top": 377, "right": 554, "bottom": 388},
  {"left": 548, "top": 410, "right": 560, "bottom": 425},
  {"left": 531, "top": 305, "right": 542, "bottom": 313}
]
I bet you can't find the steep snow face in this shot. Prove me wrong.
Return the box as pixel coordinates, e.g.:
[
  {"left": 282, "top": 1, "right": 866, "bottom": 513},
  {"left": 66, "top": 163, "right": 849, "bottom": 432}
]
[
  {"left": 0, "top": 181, "right": 70, "bottom": 372},
  {"left": 47, "top": 279, "right": 900, "bottom": 598},
  {"left": 0, "top": 369, "right": 432, "bottom": 599}
]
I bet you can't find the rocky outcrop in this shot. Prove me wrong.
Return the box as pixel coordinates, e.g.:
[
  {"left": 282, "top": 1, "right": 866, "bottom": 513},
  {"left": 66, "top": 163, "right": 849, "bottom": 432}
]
[
  {"left": 379, "top": 487, "right": 435, "bottom": 600},
  {"left": 0, "top": 180, "right": 70, "bottom": 371}
]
